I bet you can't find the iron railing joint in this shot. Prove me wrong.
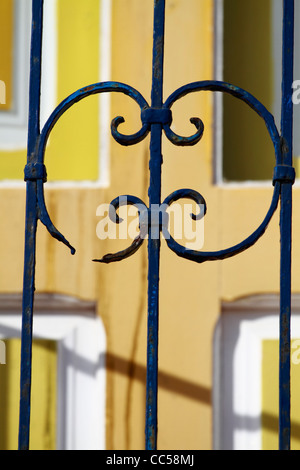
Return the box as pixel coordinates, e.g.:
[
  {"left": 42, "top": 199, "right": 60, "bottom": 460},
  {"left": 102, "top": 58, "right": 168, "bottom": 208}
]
[
  {"left": 141, "top": 107, "right": 172, "bottom": 126},
  {"left": 24, "top": 162, "right": 47, "bottom": 183},
  {"left": 273, "top": 165, "right": 296, "bottom": 186}
]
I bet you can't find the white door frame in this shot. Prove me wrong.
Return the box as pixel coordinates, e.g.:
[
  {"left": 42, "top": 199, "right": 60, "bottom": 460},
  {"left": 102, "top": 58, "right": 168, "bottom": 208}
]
[
  {"left": 0, "top": 294, "right": 106, "bottom": 450},
  {"left": 214, "top": 294, "right": 300, "bottom": 450}
]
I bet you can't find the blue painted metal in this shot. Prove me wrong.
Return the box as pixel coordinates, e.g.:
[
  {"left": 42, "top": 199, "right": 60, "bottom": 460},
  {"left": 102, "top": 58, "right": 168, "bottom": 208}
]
[
  {"left": 19, "top": 0, "right": 75, "bottom": 451},
  {"left": 20, "top": 0, "right": 295, "bottom": 451},
  {"left": 279, "top": 0, "right": 295, "bottom": 451},
  {"left": 144, "top": 0, "right": 166, "bottom": 450},
  {"left": 18, "top": 0, "right": 44, "bottom": 450}
]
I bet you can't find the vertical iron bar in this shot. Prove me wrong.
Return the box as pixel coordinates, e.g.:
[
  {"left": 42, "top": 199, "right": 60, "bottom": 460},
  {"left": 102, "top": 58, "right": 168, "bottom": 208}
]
[
  {"left": 145, "top": 0, "right": 166, "bottom": 451},
  {"left": 18, "top": 0, "right": 44, "bottom": 450},
  {"left": 279, "top": 0, "right": 294, "bottom": 451}
]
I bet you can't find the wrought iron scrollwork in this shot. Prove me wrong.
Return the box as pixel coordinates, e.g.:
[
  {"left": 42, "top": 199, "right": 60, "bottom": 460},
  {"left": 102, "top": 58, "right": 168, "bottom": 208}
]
[
  {"left": 165, "top": 182, "right": 281, "bottom": 263},
  {"left": 32, "top": 82, "right": 151, "bottom": 257},
  {"left": 93, "top": 195, "right": 147, "bottom": 263},
  {"left": 93, "top": 79, "right": 284, "bottom": 265},
  {"left": 31, "top": 78, "right": 285, "bottom": 264}
]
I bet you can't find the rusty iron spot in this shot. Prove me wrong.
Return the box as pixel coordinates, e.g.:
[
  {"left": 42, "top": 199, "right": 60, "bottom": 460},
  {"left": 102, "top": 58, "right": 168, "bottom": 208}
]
[{"left": 82, "top": 85, "right": 96, "bottom": 93}]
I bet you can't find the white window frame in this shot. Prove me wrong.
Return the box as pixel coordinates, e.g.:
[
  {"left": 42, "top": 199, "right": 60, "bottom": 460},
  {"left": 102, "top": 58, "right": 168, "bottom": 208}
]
[
  {"left": 0, "top": 0, "right": 57, "bottom": 151},
  {"left": 0, "top": 294, "right": 106, "bottom": 450},
  {"left": 213, "top": 294, "right": 300, "bottom": 450},
  {"left": 0, "top": 0, "right": 32, "bottom": 150}
]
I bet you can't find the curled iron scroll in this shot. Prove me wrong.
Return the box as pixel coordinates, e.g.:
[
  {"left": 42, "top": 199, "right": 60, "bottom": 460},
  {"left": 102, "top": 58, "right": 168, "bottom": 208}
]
[
  {"left": 164, "top": 182, "right": 280, "bottom": 262},
  {"left": 38, "top": 81, "right": 150, "bottom": 154},
  {"left": 93, "top": 195, "right": 148, "bottom": 263},
  {"left": 158, "top": 80, "right": 283, "bottom": 262},
  {"left": 34, "top": 81, "right": 151, "bottom": 254},
  {"left": 163, "top": 80, "right": 282, "bottom": 159}
]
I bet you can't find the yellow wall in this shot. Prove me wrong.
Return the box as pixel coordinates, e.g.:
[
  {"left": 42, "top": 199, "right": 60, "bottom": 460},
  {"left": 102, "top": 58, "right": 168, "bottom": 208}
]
[
  {"left": 1, "top": 0, "right": 300, "bottom": 450},
  {"left": 47, "top": 0, "right": 100, "bottom": 181}
]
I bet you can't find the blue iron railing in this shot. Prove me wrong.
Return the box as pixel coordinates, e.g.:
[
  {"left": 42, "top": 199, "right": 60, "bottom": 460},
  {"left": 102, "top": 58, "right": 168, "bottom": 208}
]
[{"left": 19, "top": 0, "right": 295, "bottom": 450}]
